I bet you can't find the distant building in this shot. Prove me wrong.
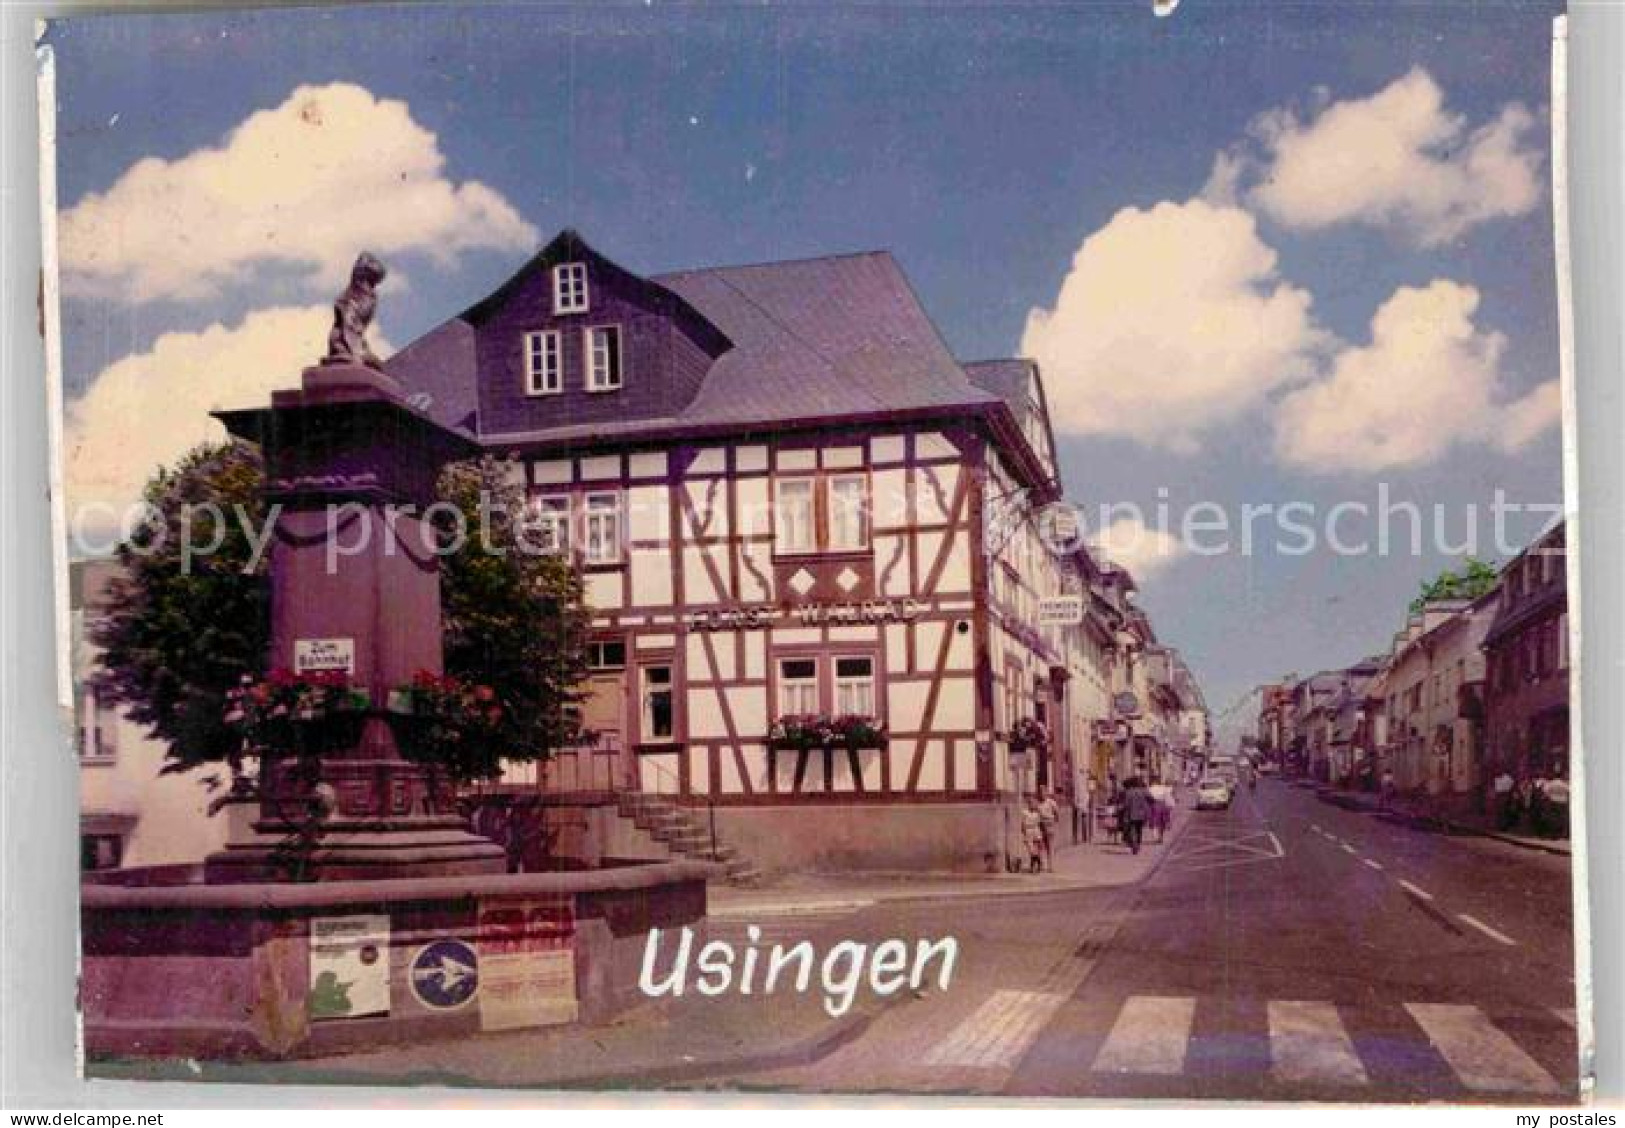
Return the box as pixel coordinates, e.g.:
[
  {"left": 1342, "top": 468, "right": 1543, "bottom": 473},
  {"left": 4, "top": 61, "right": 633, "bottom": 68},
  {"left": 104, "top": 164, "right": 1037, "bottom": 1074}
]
[
  {"left": 1483, "top": 522, "right": 1570, "bottom": 780},
  {"left": 73, "top": 559, "right": 234, "bottom": 873}
]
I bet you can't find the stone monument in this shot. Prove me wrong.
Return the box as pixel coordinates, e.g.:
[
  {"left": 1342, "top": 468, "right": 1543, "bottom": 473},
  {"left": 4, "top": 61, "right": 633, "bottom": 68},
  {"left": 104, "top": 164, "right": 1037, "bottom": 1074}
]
[{"left": 205, "top": 252, "right": 505, "bottom": 881}]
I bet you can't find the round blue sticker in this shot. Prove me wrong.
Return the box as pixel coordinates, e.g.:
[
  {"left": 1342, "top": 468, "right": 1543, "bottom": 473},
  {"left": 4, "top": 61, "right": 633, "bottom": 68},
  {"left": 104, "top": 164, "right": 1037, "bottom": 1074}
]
[{"left": 409, "top": 939, "right": 479, "bottom": 1011}]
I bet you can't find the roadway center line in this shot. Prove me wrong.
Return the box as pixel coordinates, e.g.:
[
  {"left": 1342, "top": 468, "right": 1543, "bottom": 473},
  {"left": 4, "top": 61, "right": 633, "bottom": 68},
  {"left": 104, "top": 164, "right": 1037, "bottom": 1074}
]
[
  {"left": 1362, "top": 858, "right": 1384, "bottom": 871},
  {"left": 1340, "top": 843, "right": 1357, "bottom": 855},
  {"left": 1398, "top": 879, "right": 1435, "bottom": 901},
  {"left": 1457, "top": 913, "right": 1517, "bottom": 946}
]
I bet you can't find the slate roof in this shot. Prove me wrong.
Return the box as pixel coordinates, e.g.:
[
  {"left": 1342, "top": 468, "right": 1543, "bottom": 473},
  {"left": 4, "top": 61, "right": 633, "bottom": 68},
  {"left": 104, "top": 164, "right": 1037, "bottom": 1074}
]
[
  {"left": 962, "top": 358, "right": 1031, "bottom": 410},
  {"left": 650, "top": 251, "right": 1003, "bottom": 428},
  {"left": 389, "top": 245, "right": 1006, "bottom": 443}
]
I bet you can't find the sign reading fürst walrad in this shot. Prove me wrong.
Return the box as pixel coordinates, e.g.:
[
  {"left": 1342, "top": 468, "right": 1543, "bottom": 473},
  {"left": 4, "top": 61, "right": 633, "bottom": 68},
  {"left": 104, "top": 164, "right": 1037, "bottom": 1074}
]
[{"left": 46, "top": 0, "right": 1587, "bottom": 1105}]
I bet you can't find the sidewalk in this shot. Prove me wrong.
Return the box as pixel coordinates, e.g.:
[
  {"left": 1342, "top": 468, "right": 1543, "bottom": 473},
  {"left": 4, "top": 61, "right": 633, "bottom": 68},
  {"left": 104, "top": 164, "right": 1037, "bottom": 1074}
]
[
  {"left": 710, "top": 796, "right": 1193, "bottom": 916},
  {"left": 1314, "top": 783, "right": 1572, "bottom": 857}
]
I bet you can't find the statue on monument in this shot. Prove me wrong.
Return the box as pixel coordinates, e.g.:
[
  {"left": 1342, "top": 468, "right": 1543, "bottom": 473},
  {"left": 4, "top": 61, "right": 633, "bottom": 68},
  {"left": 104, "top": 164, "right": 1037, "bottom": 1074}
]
[{"left": 324, "top": 251, "right": 388, "bottom": 370}]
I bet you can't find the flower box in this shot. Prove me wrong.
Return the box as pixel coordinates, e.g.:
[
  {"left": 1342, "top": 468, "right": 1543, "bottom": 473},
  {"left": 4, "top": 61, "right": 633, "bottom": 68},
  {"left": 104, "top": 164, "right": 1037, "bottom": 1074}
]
[
  {"left": 224, "top": 669, "right": 370, "bottom": 757},
  {"left": 767, "top": 714, "right": 887, "bottom": 752}
]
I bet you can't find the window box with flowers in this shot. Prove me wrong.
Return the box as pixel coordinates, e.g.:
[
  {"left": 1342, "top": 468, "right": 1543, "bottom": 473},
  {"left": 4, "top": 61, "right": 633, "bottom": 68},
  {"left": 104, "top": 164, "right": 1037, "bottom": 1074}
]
[
  {"left": 1007, "top": 717, "right": 1049, "bottom": 754},
  {"left": 767, "top": 714, "right": 888, "bottom": 752},
  {"left": 223, "top": 669, "right": 371, "bottom": 759},
  {"left": 386, "top": 670, "right": 509, "bottom": 784}
]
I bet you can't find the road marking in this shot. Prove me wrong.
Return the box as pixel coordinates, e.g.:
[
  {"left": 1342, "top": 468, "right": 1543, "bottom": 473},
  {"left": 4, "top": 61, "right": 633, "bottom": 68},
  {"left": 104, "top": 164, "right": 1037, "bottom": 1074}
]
[
  {"left": 1398, "top": 880, "right": 1435, "bottom": 901},
  {"left": 1405, "top": 1003, "right": 1561, "bottom": 1094},
  {"left": 1457, "top": 913, "right": 1517, "bottom": 946},
  {"left": 710, "top": 898, "right": 874, "bottom": 919},
  {"left": 1339, "top": 842, "right": 1357, "bottom": 854},
  {"left": 1553, "top": 1008, "right": 1576, "bottom": 1027},
  {"left": 1092, "top": 996, "right": 1197, "bottom": 1075},
  {"left": 922, "top": 989, "right": 1070, "bottom": 1069},
  {"left": 1310, "top": 824, "right": 1322, "bottom": 833},
  {"left": 1268, "top": 1001, "right": 1369, "bottom": 1086},
  {"left": 1362, "top": 858, "right": 1384, "bottom": 870}
]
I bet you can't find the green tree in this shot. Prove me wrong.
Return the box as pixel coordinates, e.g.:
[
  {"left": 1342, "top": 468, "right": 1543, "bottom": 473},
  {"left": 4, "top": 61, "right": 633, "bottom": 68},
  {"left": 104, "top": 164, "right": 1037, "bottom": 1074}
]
[
  {"left": 92, "top": 441, "right": 271, "bottom": 777},
  {"left": 93, "top": 444, "right": 591, "bottom": 784},
  {"left": 431, "top": 455, "right": 592, "bottom": 781},
  {"left": 1408, "top": 557, "right": 1500, "bottom": 615}
]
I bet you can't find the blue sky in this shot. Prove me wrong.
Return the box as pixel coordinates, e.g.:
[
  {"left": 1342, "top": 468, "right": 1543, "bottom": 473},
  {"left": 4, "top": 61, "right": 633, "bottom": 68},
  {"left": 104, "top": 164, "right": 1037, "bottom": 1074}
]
[{"left": 47, "top": 1, "right": 1568, "bottom": 730}]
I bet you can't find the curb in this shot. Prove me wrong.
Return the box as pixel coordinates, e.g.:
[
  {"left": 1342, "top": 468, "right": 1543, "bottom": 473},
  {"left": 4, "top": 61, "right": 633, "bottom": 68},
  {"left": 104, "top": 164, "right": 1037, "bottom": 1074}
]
[{"left": 1314, "top": 789, "right": 1572, "bottom": 857}]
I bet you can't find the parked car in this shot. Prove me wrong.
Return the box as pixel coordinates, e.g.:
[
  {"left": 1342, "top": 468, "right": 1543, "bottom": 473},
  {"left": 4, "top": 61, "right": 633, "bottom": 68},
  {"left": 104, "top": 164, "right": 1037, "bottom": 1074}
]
[{"left": 1195, "top": 776, "right": 1233, "bottom": 810}]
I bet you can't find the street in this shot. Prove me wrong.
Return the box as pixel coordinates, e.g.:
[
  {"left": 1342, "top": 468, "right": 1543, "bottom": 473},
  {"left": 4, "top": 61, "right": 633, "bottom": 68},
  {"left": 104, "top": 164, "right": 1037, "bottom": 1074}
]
[{"left": 707, "top": 779, "right": 1580, "bottom": 1102}]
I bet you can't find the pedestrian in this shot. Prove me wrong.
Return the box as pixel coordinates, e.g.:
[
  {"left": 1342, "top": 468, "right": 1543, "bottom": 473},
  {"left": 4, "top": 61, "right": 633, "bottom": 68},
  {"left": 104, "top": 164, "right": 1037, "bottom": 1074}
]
[
  {"left": 1021, "top": 798, "right": 1045, "bottom": 874},
  {"left": 1147, "top": 776, "right": 1173, "bottom": 843},
  {"left": 1379, "top": 768, "right": 1396, "bottom": 810},
  {"left": 1543, "top": 766, "right": 1570, "bottom": 839},
  {"left": 1081, "top": 772, "right": 1098, "bottom": 843},
  {"left": 1529, "top": 770, "right": 1550, "bottom": 836},
  {"left": 1118, "top": 777, "right": 1152, "bottom": 855},
  {"left": 1492, "top": 768, "right": 1517, "bottom": 830},
  {"left": 1036, "top": 785, "right": 1060, "bottom": 871}
]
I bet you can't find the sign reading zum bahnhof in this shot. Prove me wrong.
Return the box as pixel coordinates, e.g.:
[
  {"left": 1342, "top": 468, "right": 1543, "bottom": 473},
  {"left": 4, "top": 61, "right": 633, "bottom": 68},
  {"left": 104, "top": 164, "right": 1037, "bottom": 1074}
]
[{"left": 685, "top": 599, "right": 925, "bottom": 631}]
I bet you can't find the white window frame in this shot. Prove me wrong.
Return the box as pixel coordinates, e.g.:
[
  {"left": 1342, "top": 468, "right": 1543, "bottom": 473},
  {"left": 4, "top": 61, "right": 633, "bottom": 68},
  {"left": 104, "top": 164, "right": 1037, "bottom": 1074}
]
[
  {"left": 553, "top": 262, "right": 589, "bottom": 314},
  {"left": 777, "top": 656, "right": 821, "bottom": 717},
  {"left": 774, "top": 476, "right": 817, "bottom": 555},
  {"left": 584, "top": 325, "right": 623, "bottom": 392},
  {"left": 528, "top": 494, "right": 572, "bottom": 556},
  {"left": 828, "top": 473, "right": 870, "bottom": 551},
  {"left": 834, "top": 655, "right": 876, "bottom": 718},
  {"left": 583, "top": 490, "right": 623, "bottom": 565},
  {"left": 641, "top": 664, "right": 675, "bottom": 742},
  {"left": 523, "top": 330, "right": 563, "bottom": 396}
]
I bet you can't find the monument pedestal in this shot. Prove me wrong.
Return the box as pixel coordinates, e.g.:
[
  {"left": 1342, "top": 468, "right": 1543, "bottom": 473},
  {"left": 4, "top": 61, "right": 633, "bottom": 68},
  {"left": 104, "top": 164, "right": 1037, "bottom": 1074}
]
[{"left": 207, "top": 363, "right": 504, "bottom": 882}]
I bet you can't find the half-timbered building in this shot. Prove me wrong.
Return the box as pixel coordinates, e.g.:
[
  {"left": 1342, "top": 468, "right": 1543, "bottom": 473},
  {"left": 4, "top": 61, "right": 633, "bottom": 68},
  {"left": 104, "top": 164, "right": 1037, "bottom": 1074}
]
[{"left": 387, "top": 230, "right": 1201, "bottom": 872}]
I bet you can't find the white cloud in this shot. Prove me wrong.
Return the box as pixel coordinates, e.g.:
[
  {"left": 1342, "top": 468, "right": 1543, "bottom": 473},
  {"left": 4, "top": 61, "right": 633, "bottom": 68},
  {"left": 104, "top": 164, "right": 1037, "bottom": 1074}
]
[
  {"left": 1090, "top": 514, "right": 1186, "bottom": 581},
  {"left": 1273, "top": 280, "right": 1560, "bottom": 473},
  {"left": 1218, "top": 68, "right": 1542, "bottom": 246},
  {"left": 60, "top": 83, "right": 537, "bottom": 302},
  {"left": 1020, "top": 198, "right": 1328, "bottom": 450},
  {"left": 63, "top": 306, "right": 392, "bottom": 522}
]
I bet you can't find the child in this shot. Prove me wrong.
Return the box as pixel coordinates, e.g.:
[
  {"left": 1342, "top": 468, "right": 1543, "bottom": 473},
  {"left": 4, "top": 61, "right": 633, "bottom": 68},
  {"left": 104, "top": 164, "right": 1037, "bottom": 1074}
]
[{"left": 1022, "top": 800, "right": 1045, "bottom": 874}]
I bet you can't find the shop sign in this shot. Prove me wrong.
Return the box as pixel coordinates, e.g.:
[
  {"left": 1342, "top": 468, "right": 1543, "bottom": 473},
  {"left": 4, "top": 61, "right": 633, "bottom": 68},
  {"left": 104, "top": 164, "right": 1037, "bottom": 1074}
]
[
  {"left": 795, "top": 598, "right": 922, "bottom": 626},
  {"left": 1037, "top": 595, "right": 1084, "bottom": 626},
  {"left": 308, "top": 913, "right": 389, "bottom": 1020}
]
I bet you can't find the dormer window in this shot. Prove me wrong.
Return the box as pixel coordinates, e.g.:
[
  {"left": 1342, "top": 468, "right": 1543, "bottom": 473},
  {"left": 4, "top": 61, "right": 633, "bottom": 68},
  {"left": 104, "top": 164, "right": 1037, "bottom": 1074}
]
[
  {"left": 585, "top": 325, "right": 623, "bottom": 391},
  {"left": 553, "top": 262, "right": 589, "bottom": 314},
  {"left": 524, "top": 330, "right": 562, "bottom": 395}
]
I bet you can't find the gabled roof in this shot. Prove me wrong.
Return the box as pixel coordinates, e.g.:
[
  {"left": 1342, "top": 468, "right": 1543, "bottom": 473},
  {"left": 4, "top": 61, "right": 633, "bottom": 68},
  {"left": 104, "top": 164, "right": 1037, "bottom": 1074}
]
[{"left": 386, "top": 231, "right": 1049, "bottom": 487}]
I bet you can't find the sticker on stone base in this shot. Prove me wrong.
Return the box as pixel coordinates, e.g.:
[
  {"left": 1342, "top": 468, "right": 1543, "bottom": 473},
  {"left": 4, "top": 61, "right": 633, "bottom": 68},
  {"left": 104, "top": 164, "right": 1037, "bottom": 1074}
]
[
  {"left": 478, "top": 899, "right": 579, "bottom": 1032},
  {"left": 309, "top": 913, "right": 390, "bottom": 1020},
  {"left": 409, "top": 939, "right": 479, "bottom": 1012}
]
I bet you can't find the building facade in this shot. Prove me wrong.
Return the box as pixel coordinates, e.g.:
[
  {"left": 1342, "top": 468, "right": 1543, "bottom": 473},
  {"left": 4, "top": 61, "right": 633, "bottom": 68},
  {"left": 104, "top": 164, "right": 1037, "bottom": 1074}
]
[
  {"left": 74, "top": 560, "right": 238, "bottom": 873},
  {"left": 384, "top": 231, "right": 1202, "bottom": 872},
  {"left": 1483, "top": 522, "right": 1570, "bottom": 780}
]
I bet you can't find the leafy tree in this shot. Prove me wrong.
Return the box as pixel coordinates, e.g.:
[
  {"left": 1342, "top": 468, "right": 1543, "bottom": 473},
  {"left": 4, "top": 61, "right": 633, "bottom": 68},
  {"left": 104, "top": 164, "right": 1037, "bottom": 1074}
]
[
  {"left": 1408, "top": 557, "right": 1500, "bottom": 615},
  {"left": 93, "top": 444, "right": 591, "bottom": 785},
  {"left": 430, "top": 455, "right": 592, "bottom": 781},
  {"left": 92, "top": 441, "right": 270, "bottom": 778}
]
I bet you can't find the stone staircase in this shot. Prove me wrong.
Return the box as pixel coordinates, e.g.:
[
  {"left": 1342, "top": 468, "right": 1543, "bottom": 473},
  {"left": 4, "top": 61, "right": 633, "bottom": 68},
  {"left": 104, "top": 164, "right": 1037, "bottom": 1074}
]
[{"left": 615, "top": 792, "right": 763, "bottom": 886}]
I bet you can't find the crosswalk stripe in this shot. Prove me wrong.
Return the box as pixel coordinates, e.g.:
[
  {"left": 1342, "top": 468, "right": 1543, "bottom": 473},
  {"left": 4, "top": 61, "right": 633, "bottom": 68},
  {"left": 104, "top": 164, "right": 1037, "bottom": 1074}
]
[
  {"left": 1092, "top": 995, "right": 1197, "bottom": 1075},
  {"left": 1268, "top": 1001, "right": 1368, "bottom": 1086},
  {"left": 923, "top": 989, "right": 1071, "bottom": 1068},
  {"left": 1405, "top": 1003, "right": 1561, "bottom": 1094}
]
